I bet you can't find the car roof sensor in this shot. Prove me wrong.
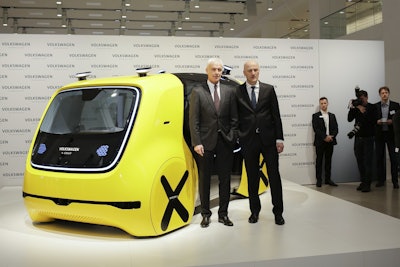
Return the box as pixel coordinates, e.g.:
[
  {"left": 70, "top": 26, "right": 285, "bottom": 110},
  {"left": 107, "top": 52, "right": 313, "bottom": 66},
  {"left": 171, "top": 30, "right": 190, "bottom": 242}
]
[
  {"left": 75, "top": 71, "right": 92, "bottom": 81},
  {"left": 136, "top": 67, "right": 152, "bottom": 77}
]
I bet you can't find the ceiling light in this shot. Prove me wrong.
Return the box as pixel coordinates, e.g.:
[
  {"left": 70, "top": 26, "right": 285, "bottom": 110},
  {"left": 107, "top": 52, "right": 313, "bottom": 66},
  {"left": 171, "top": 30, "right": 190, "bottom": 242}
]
[
  {"left": 56, "top": 1, "right": 62, "bottom": 4},
  {"left": 120, "top": 18, "right": 126, "bottom": 29},
  {"left": 183, "top": 0, "right": 190, "bottom": 20},
  {"left": 56, "top": 3, "right": 62, "bottom": 17},
  {"left": 2, "top": 8, "right": 8, "bottom": 26},
  {"left": 229, "top": 14, "right": 235, "bottom": 31},
  {"left": 267, "top": 0, "right": 273, "bottom": 11},
  {"left": 61, "top": 9, "right": 67, "bottom": 27},
  {"left": 125, "top": 0, "right": 131, "bottom": 7},
  {"left": 243, "top": 4, "right": 249, "bottom": 22},
  {"left": 193, "top": 0, "right": 200, "bottom": 9}
]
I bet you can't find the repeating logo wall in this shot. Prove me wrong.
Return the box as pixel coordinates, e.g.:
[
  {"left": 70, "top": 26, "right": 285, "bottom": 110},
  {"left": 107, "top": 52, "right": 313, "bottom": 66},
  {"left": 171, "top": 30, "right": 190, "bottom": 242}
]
[{"left": 1, "top": 34, "right": 319, "bottom": 186}]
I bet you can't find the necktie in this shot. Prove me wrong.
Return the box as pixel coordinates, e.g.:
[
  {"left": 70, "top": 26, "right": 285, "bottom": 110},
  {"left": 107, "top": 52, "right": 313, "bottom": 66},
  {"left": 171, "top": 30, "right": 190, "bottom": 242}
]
[
  {"left": 251, "top": 86, "right": 256, "bottom": 109},
  {"left": 213, "top": 84, "right": 220, "bottom": 111}
]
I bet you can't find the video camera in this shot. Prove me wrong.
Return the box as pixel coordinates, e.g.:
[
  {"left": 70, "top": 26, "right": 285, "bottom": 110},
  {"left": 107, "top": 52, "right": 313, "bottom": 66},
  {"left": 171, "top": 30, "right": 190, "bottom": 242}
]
[{"left": 351, "top": 86, "right": 363, "bottom": 107}]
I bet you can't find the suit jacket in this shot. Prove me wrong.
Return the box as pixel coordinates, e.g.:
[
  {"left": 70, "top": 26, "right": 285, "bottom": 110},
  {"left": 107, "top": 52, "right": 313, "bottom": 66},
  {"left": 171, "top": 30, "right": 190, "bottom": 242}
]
[
  {"left": 312, "top": 111, "right": 338, "bottom": 146},
  {"left": 374, "top": 100, "right": 400, "bottom": 139},
  {"left": 393, "top": 110, "right": 400, "bottom": 148},
  {"left": 236, "top": 82, "right": 283, "bottom": 146},
  {"left": 189, "top": 81, "right": 238, "bottom": 150}
]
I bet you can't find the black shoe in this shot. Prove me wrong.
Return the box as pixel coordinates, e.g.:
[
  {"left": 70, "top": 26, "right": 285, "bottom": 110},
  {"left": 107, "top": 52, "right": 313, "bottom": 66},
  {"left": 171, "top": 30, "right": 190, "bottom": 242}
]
[
  {"left": 316, "top": 181, "right": 322, "bottom": 187},
  {"left": 394, "top": 184, "right": 399, "bottom": 189},
  {"left": 218, "top": 216, "right": 233, "bottom": 226},
  {"left": 200, "top": 216, "right": 210, "bottom": 228},
  {"left": 361, "top": 185, "right": 371, "bottom": 192},
  {"left": 376, "top": 181, "right": 385, "bottom": 187},
  {"left": 275, "top": 215, "right": 285, "bottom": 225},
  {"left": 356, "top": 183, "right": 364, "bottom": 191},
  {"left": 326, "top": 181, "right": 338, "bottom": 186},
  {"left": 248, "top": 214, "right": 259, "bottom": 224}
]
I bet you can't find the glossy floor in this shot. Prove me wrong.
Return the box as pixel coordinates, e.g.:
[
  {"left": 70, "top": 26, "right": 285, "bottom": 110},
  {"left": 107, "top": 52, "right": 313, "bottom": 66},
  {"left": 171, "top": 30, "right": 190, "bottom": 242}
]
[{"left": 1, "top": 180, "right": 400, "bottom": 267}]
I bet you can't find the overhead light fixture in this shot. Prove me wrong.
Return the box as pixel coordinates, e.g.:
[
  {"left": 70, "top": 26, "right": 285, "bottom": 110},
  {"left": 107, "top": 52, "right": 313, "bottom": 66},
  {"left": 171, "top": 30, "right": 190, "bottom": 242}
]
[
  {"left": 229, "top": 14, "right": 235, "bottom": 31},
  {"left": 120, "top": 18, "right": 126, "bottom": 29},
  {"left": 56, "top": 2, "right": 62, "bottom": 17},
  {"left": 177, "top": 12, "right": 183, "bottom": 30},
  {"left": 193, "top": 0, "right": 200, "bottom": 9},
  {"left": 61, "top": 9, "right": 67, "bottom": 27},
  {"left": 243, "top": 4, "right": 249, "bottom": 22},
  {"left": 124, "top": 0, "right": 131, "bottom": 7},
  {"left": 2, "top": 8, "right": 8, "bottom": 26},
  {"left": 183, "top": 0, "right": 190, "bottom": 20},
  {"left": 267, "top": 0, "right": 273, "bottom": 11}
]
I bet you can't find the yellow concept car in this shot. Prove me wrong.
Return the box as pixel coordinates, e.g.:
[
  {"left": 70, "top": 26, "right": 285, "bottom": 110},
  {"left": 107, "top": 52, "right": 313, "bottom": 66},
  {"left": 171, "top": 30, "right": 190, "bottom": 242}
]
[{"left": 23, "top": 69, "right": 267, "bottom": 237}]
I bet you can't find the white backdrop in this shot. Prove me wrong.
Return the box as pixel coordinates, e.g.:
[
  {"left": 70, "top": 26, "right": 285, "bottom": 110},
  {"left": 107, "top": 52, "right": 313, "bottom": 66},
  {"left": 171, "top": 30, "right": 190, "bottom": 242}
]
[{"left": 0, "top": 35, "right": 384, "bottom": 187}]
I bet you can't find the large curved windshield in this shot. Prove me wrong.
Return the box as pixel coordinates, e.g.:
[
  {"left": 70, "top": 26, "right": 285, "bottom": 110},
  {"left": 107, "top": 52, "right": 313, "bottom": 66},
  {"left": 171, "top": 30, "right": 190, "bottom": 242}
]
[{"left": 31, "top": 86, "right": 140, "bottom": 172}]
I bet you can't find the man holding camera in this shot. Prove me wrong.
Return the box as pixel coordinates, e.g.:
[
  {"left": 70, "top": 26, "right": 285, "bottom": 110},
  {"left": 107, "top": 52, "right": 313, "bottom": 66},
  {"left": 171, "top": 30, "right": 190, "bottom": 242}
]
[
  {"left": 374, "top": 86, "right": 399, "bottom": 189},
  {"left": 347, "top": 89, "right": 377, "bottom": 192}
]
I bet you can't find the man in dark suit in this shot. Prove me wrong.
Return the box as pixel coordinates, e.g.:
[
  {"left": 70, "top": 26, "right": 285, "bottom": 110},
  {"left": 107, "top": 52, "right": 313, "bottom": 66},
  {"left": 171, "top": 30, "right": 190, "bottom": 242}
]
[
  {"left": 374, "top": 86, "right": 399, "bottom": 189},
  {"left": 189, "top": 58, "right": 238, "bottom": 228},
  {"left": 312, "top": 97, "right": 339, "bottom": 187},
  {"left": 236, "top": 60, "right": 285, "bottom": 225},
  {"left": 393, "top": 110, "right": 400, "bottom": 168}
]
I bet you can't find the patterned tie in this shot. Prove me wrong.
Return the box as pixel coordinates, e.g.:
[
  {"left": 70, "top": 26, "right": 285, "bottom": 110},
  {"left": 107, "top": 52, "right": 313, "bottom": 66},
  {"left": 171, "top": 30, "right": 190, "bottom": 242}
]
[
  {"left": 251, "top": 86, "right": 256, "bottom": 109},
  {"left": 214, "top": 84, "right": 220, "bottom": 111}
]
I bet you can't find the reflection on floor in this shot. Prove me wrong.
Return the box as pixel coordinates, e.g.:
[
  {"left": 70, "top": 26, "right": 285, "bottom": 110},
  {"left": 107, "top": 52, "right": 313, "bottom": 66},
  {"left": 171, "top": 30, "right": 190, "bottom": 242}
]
[
  {"left": 305, "top": 181, "right": 400, "bottom": 219},
  {"left": 1, "top": 180, "right": 400, "bottom": 267}
]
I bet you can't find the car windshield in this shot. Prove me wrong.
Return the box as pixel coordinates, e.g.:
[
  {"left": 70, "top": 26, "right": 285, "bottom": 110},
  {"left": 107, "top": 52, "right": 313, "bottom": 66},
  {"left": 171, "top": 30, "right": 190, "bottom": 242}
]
[
  {"left": 40, "top": 87, "right": 137, "bottom": 134},
  {"left": 31, "top": 86, "right": 140, "bottom": 172}
]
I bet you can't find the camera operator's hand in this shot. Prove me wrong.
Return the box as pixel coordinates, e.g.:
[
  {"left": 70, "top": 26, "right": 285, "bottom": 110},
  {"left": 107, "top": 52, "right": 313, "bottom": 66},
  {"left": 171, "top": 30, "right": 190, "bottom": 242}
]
[{"left": 356, "top": 105, "right": 366, "bottom": 113}]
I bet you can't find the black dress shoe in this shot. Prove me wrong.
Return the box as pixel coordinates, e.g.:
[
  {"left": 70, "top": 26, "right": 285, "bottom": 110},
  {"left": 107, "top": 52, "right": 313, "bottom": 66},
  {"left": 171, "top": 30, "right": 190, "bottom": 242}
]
[
  {"left": 316, "top": 181, "right": 322, "bottom": 187},
  {"left": 356, "top": 183, "right": 364, "bottom": 191},
  {"left": 248, "top": 214, "right": 259, "bottom": 224},
  {"left": 275, "top": 215, "right": 285, "bottom": 225},
  {"left": 200, "top": 216, "right": 210, "bottom": 228},
  {"left": 326, "top": 181, "right": 338, "bottom": 186},
  {"left": 218, "top": 216, "right": 233, "bottom": 226},
  {"left": 361, "top": 185, "right": 371, "bottom": 192}
]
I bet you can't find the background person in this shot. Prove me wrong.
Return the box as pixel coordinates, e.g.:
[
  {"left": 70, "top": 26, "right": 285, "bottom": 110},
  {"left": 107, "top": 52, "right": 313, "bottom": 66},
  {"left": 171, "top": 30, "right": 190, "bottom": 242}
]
[
  {"left": 235, "top": 60, "right": 285, "bottom": 225},
  {"left": 374, "top": 86, "right": 399, "bottom": 189},
  {"left": 189, "top": 58, "right": 238, "bottom": 228},
  {"left": 347, "top": 90, "right": 377, "bottom": 192},
  {"left": 312, "top": 97, "right": 339, "bottom": 187}
]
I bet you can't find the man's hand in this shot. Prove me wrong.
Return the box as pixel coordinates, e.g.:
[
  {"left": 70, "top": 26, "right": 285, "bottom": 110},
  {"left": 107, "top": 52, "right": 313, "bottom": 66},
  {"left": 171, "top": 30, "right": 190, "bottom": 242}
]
[
  {"left": 276, "top": 142, "right": 284, "bottom": 154},
  {"left": 194, "top": 144, "right": 204, "bottom": 156}
]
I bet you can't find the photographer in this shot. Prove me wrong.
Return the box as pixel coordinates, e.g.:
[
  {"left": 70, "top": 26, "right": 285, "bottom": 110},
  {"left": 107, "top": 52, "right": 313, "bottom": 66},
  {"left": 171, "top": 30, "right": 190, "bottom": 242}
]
[{"left": 347, "top": 89, "right": 377, "bottom": 192}]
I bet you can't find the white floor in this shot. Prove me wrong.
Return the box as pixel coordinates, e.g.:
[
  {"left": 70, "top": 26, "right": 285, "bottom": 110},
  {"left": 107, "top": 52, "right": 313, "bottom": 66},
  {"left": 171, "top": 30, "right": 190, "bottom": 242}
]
[{"left": 2, "top": 180, "right": 400, "bottom": 267}]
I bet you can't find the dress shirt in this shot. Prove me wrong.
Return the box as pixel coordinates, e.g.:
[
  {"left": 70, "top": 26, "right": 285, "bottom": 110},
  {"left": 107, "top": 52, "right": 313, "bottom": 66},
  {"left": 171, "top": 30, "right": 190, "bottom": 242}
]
[
  {"left": 321, "top": 110, "right": 330, "bottom": 135},
  {"left": 381, "top": 100, "right": 389, "bottom": 131},
  {"left": 207, "top": 80, "right": 220, "bottom": 101},
  {"left": 246, "top": 81, "right": 259, "bottom": 103}
]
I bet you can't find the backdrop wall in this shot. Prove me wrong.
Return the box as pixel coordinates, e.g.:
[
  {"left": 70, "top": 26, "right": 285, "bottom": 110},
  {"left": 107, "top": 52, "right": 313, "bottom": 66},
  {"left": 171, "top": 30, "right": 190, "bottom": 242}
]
[{"left": 0, "top": 35, "right": 384, "bottom": 187}]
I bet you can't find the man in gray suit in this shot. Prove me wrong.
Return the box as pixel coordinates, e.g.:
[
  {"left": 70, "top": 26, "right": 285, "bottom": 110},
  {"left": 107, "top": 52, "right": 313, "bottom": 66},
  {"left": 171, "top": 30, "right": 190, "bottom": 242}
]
[{"left": 189, "top": 58, "right": 238, "bottom": 228}]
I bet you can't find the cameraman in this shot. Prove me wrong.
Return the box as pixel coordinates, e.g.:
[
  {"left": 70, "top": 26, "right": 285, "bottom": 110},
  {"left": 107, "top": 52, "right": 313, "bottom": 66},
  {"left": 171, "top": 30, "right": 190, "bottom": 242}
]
[{"left": 347, "top": 90, "right": 377, "bottom": 192}]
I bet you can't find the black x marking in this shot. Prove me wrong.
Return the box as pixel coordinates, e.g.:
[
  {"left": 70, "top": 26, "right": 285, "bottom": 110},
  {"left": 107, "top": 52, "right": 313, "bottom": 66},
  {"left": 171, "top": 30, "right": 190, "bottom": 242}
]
[{"left": 160, "top": 170, "right": 189, "bottom": 231}]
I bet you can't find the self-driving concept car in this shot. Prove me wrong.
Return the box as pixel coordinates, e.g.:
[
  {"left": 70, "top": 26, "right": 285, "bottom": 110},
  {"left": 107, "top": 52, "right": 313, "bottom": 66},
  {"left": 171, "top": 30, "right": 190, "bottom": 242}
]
[{"left": 23, "top": 69, "right": 267, "bottom": 237}]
